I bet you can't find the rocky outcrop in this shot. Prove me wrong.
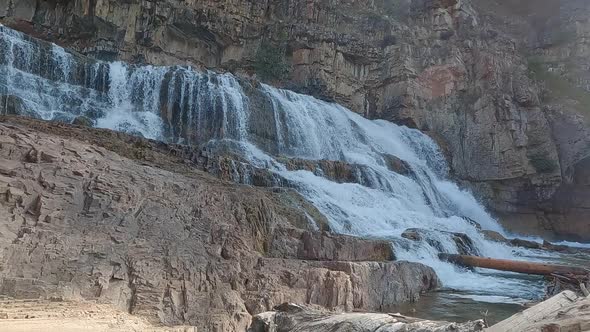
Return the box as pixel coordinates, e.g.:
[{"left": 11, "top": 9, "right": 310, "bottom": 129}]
[
  {"left": 267, "top": 228, "right": 396, "bottom": 262},
  {"left": 0, "top": 95, "right": 30, "bottom": 116},
  {"left": 249, "top": 303, "right": 484, "bottom": 332},
  {"left": 0, "top": 117, "right": 439, "bottom": 331},
  {"left": 466, "top": 0, "right": 590, "bottom": 241},
  {"left": 401, "top": 228, "right": 480, "bottom": 256}
]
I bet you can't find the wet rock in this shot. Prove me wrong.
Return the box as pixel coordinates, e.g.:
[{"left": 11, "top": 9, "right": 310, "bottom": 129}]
[
  {"left": 509, "top": 238, "right": 543, "bottom": 250},
  {"left": 453, "top": 233, "right": 480, "bottom": 256},
  {"left": 463, "top": 217, "right": 482, "bottom": 230},
  {"left": 282, "top": 158, "right": 357, "bottom": 184},
  {"left": 383, "top": 154, "right": 411, "bottom": 175},
  {"left": 481, "top": 230, "right": 508, "bottom": 243},
  {"left": 541, "top": 241, "right": 590, "bottom": 255},
  {"left": 71, "top": 116, "right": 94, "bottom": 127},
  {"left": 0, "top": 95, "right": 29, "bottom": 116},
  {"left": 402, "top": 229, "right": 423, "bottom": 241},
  {"left": 481, "top": 231, "right": 543, "bottom": 250},
  {"left": 402, "top": 228, "right": 480, "bottom": 256}
]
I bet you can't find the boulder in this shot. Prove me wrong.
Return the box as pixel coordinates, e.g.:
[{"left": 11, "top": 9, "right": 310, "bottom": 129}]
[
  {"left": 402, "top": 228, "right": 480, "bottom": 256},
  {"left": 481, "top": 231, "right": 542, "bottom": 250},
  {"left": 282, "top": 158, "right": 357, "bottom": 184},
  {"left": 509, "top": 238, "right": 543, "bottom": 250},
  {"left": 0, "top": 95, "right": 29, "bottom": 116},
  {"left": 481, "top": 230, "right": 508, "bottom": 243},
  {"left": 268, "top": 228, "right": 396, "bottom": 261},
  {"left": 71, "top": 115, "right": 94, "bottom": 127},
  {"left": 383, "top": 154, "right": 411, "bottom": 175}
]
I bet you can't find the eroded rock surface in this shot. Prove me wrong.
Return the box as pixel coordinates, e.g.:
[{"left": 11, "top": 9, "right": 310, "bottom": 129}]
[{"left": 0, "top": 117, "right": 439, "bottom": 331}]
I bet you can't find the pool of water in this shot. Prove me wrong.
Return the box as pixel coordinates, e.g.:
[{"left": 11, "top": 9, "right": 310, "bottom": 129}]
[
  {"left": 390, "top": 290, "right": 525, "bottom": 325},
  {"left": 390, "top": 246, "right": 589, "bottom": 325}
]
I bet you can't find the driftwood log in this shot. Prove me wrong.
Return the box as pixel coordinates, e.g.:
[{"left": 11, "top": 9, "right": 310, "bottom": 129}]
[
  {"left": 487, "top": 290, "right": 589, "bottom": 332},
  {"left": 438, "top": 254, "right": 589, "bottom": 276}
]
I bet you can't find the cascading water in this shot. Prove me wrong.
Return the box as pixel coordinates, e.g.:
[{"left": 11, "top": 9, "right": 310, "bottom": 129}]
[{"left": 1, "top": 24, "right": 554, "bottom": 305}]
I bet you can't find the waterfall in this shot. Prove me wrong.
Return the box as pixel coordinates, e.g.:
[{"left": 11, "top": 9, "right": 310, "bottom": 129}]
[{"left": 0, "top": 24, "right": 548, "bottom": 303}]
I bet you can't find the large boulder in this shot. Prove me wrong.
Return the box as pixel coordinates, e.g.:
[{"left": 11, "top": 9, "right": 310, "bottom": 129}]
[
  {"left": 267, "top": 228, "right": 396, "bottom": 261},
  {"left": 401, "top": 228, "right": 480, "bottom": 256}
]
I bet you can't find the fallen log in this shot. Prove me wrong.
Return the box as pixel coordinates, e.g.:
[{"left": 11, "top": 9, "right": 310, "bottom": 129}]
[
  {"left": 487, "top": 290, "right": 587, "bottom": 332},
  {"left": 439, "top": 253, "right": 590, "bottom": 276}
]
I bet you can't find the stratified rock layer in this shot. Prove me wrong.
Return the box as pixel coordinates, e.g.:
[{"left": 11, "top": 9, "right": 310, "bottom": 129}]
[{"left": 0, "top": 117, "right": 439, "bottom": 331}]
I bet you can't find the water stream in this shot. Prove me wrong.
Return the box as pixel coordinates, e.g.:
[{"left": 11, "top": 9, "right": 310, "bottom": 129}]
[{"left": 1, "top": 24, "right": 572, "bottom": 318}]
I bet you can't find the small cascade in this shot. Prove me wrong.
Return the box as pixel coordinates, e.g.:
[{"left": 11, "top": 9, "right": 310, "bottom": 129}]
[
  {"left": 0, "top": 24, "right": 548, "bottom": 303},
  {"left": 0, "top": 25, "right": 249, "bottom": 140}
]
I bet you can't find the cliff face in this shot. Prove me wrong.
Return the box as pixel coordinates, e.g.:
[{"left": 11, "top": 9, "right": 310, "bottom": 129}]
[{"left": 1, "top": 0, "right": 589, "bottom": 240}]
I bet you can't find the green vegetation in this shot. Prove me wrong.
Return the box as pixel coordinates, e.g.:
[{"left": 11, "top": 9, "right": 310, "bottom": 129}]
[
  {"left": 254, "top": 40, "right": 291, "bottom": 82},
  {"left": 528, "top": 152, "right": 558, "bottom": 173},
  {"left": 527, "top": 56, "right": 590, "bottom": 114}
]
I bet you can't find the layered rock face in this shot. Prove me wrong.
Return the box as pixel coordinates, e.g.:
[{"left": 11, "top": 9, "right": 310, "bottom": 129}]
[
  {"left": 0, "top": 116, "right": 439, "bottom": 331},
  {"left": 468, "top": 0, "right": 590, "bottom": 240},
  {"left": 2, "top": 0, "right": 588, "bottom": 240}
]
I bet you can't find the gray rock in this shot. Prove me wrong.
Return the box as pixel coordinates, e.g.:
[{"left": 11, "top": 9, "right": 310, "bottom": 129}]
[
  {"left": 249, "top": 303, "right": 485, "bottom": 332},
  {"left": 0, "top": 95, "right": 29, "bottom": 116},
  {"left": 402, "top": 228, "right": 480, "bottom": 256},
  {"left": 71, "top": 116, "right": 94, "bottom": 127}
]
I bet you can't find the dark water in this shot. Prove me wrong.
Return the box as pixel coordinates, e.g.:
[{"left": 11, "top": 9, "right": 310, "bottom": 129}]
[
  {"left": 391, "top": 290, "right": 524, "bottom": 325},
  {"left": 391, "top": 248, "right": 590, "bottom": 325}
]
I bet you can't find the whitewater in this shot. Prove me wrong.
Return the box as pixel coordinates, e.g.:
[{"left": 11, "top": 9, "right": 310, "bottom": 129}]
[{"left": 0, "top": 24, "right": 557, "bottom": 304}]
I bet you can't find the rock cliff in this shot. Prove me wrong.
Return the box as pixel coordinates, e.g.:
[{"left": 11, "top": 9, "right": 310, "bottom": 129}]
[
  {"left": 1, "top": 0, "right": 588, "bottom": 240},
  {"left": 0, "top": 116, "right": 439, "bottom": 331}
]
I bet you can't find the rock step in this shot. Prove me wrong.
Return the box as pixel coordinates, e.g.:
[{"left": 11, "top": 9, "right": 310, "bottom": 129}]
[{"left": 268, "top": 228, "right": 396, "bottom": 262}]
